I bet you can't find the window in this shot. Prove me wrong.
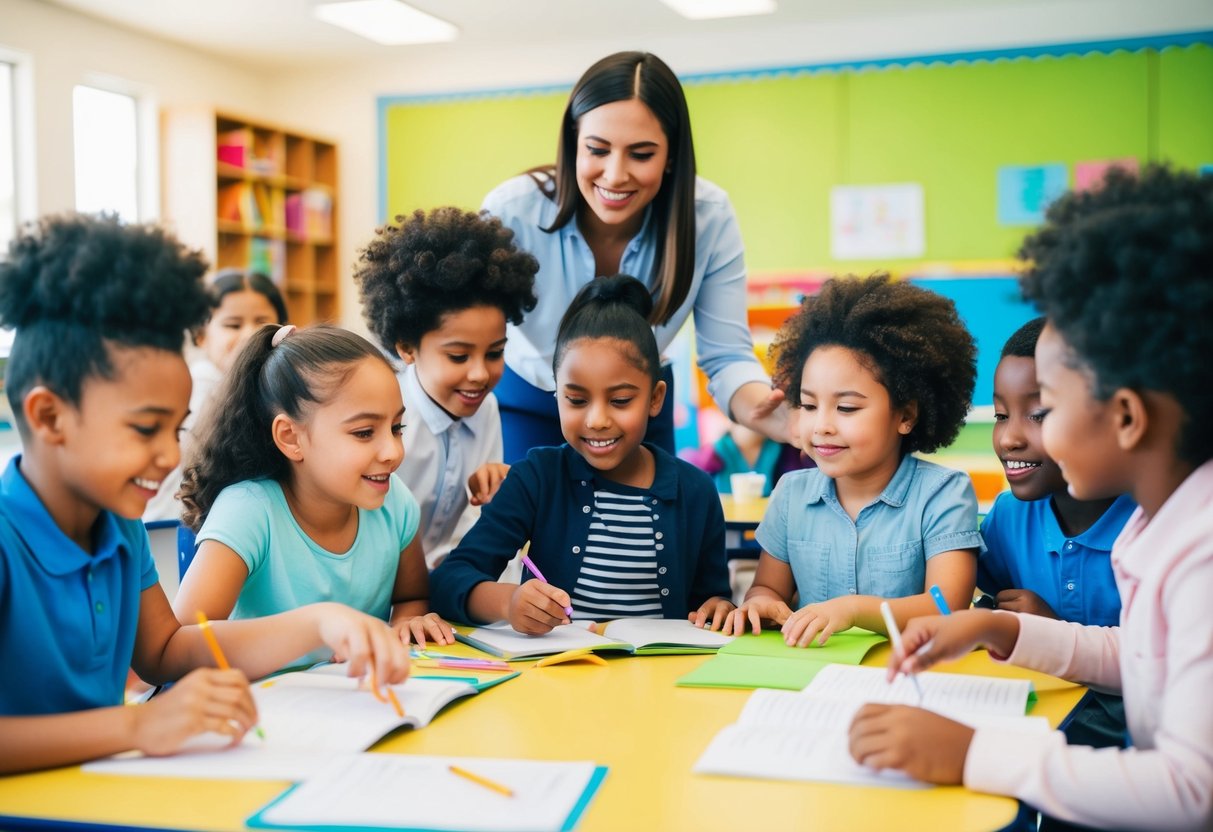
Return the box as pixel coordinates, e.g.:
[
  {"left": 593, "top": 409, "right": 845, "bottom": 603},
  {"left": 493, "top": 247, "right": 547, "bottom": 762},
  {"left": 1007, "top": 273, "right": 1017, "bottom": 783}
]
[
  {"left": 73, "top": 85, "right": 140, "bottom": 221},
  {"left": 0, "top": 60, "right": 17, "bottom": 253}
]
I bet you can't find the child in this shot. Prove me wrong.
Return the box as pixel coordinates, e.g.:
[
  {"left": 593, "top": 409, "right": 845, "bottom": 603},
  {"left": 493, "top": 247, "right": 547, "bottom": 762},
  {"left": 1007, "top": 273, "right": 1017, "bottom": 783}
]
[
  {"left": 848, "top": 166, "right": 1213, "bottom": 831},
  {"left": 980, "top": 316, "right": 1136, "bottom": 628},
  {"left": 0, "top": 214, "right": 408, "bottom": 775},
  {"left": 144, "top": 268, "right": 287, "bottom": 521},
  {"left": 682, "top": 419, "right": 809, "bottom": 497},
  {"left": 723, "top": 274, "right": 982, "bottom": 646},
  {"left": 429, "top": 274, "right": 735, "bottom": 633},
  {"left": 354, "top": 207, "right": 538, "bottom": 568},
  {"left": 174, "top": 323, "right": 453, "bottom": 665}
]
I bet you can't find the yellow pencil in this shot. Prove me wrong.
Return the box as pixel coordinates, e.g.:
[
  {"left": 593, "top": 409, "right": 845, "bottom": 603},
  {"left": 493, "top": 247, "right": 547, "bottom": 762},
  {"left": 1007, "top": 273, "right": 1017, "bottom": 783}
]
[
  {"left": 195, "top": 611, "right": 266, "bottom": 740},
  {"left": 448, "top": 764, "right": 515, "bottom": 797}
]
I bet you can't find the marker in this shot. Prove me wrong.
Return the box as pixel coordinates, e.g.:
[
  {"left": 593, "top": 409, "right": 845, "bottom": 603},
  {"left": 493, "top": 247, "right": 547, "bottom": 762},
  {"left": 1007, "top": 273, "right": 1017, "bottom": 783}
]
[
  {"left": 448, "top": 764, "right": 515, "bottom": 797},
  {"left": 521, "top": 554, "right": 574, "bottom": 618},
  {"left": 195, "top": 611, "right": 266, "bottom": 740},
  {"left": 879, "top": 601, "right": 924, "bottom": 703},
  {"left": 928, "top": 585, "right": 952, "bottom": 616}
]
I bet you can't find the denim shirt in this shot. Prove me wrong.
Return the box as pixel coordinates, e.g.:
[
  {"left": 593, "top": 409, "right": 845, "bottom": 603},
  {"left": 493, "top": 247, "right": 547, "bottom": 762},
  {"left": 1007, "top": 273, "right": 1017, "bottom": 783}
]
[
  {"left": 429, "top": 443, "right": 731, "bottom": 623},
  {"left": 755, "top": 454, "right": 982, "bottom": 605}
]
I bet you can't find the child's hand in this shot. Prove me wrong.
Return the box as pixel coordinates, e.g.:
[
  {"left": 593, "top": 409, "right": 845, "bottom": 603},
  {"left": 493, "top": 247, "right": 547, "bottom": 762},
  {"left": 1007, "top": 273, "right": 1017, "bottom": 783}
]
[
  {"left": 891, "top": 608, "right": 1020, "bottom": 681},
  {"left": 131, "top": 668, "right": 257, "bottom": 756},
  {"left": 689, "top": 597, "right": 736, "bottom": 632},
  {"left": 722, "top": 596, "right": 792, "bottom": 636},
  {"left": 781, "top": 596, "right": 856, "bottom": 647},
  {"left": 508, "top": 579, "right": 572, "bottom": 634},
  {"left": 468, "top": 463, "right": 510, "bottom": 506},
  {"left": 848, "top": 704, "right": 974, "bottom": 784},
  {"left": 314, "top": 603, "right": 411, "bottom": 686},
  {"left": 993, "top": 588, "right": 1058, "bottom": 619},
  {"left": 393, "top": 612, "right": 455, "bottom": 647}
]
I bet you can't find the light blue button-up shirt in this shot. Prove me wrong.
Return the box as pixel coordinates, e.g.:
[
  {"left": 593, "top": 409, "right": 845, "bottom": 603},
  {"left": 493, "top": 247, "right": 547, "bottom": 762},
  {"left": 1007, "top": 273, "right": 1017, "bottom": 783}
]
[
  {"left": 482, "top": 174, "right": 769, "bottom": 413},
  {"left": 755, "top": 454, "right": 982, "bottom": 604}
]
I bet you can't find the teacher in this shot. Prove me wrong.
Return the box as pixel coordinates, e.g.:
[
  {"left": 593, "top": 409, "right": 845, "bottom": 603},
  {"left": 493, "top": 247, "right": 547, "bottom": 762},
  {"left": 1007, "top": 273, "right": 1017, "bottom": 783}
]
[{"left": 482, "top": 50, "right": 791, "bottom": 463}]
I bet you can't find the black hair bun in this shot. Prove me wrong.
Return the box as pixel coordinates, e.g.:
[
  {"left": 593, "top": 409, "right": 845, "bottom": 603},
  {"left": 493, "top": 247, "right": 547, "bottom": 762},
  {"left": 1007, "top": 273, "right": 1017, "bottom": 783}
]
[{"left": 582, "top": 274, "right": 654, "bottom": 320}]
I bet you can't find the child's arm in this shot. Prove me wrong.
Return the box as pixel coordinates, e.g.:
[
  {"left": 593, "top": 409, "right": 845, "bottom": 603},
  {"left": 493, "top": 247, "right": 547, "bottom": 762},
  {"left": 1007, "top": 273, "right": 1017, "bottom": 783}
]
[
  {"left": 133, "top": 584, "right": 411, "bottom": 687},
  {"left": 780, "top": 548, "right": 977, "bottom": 647},
  {"left": 467, "top": 462, "right": 510, "bottom": 507},
  {"left": 388, "top": 536, "right": 454, "bottom": 646},
  {"left": 468, "top": 578, "right": 572, "bottom": 634},
  {"left": 0, "top": 668, "right": 257, "bottom": 776},
  {"left": 991, "top": 588, "right": 1059, "bottom": 618},
  {"left": 722, "top": 551, "right": 796, "bottom": 636},
  {"left": 171, "top": 539, "right": 249, "bottom": 624}
]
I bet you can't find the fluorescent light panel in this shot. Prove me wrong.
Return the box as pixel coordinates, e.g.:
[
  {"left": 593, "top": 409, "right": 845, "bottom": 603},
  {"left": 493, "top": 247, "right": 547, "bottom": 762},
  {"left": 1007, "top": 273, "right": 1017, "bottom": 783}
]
[
  {"left": 313, "top": 0, "right": 457, "bottom": 45},
  {"left": 658, "top": 0, "right": 776, "bottom": 20}
]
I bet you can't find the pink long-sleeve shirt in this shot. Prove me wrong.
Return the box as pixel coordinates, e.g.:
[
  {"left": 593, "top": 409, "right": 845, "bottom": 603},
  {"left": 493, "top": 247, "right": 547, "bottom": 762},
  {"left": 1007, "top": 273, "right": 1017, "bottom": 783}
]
[{"left": 964, "top": 459, "right": 1213, "bottom": 831}]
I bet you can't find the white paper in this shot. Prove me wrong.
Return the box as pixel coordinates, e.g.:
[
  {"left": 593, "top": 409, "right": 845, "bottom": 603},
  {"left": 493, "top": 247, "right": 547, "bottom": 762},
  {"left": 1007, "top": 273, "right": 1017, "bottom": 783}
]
[
  {"left": 801, "top": 664, "right": 1034, "bottom": 719},
  {"left": 830, "top": 182, "right": 925, "bottom": 259},
  {"left": 255, "top": 754, "right": 599, "bottom": 832},
  {"left": 600, "top": 617, "right": 734, "bottom": 649},
  {"left": 460, "top": 621, "right": 622, "bottom": 658}
]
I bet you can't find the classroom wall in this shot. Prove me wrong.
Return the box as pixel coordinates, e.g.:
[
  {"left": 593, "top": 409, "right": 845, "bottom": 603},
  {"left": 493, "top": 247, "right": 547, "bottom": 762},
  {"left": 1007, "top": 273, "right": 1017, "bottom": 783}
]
[{"left": 0, "top": 0, "right": 273, "bottom": 218}]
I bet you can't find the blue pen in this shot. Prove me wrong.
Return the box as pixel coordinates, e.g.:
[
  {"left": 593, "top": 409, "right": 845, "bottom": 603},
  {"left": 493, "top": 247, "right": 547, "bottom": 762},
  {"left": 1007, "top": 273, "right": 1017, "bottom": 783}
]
[{"left": 929, "top": 585, "right": 951, "bottom": 616}]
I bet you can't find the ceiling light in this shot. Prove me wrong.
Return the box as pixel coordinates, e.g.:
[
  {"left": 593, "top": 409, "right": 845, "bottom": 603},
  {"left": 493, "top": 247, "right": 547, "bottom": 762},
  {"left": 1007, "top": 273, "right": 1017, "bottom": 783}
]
[
  {"left": 313, "top": 0, "right": 457, "bottom": 45},
  {"left": 658, "top": 0, "right": 776, "bottom": 20}
]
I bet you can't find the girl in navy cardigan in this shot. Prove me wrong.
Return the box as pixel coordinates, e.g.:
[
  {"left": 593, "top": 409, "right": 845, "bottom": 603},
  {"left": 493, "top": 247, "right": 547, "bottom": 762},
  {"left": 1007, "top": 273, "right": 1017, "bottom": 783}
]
[{"left": 430, "top": 275, "right": 734, "bottom": 633}]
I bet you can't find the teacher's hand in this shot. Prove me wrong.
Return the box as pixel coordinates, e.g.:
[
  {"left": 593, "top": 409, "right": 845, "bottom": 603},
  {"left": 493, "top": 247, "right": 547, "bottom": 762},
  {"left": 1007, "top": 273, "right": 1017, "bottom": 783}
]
[{"left": 730, "top": 383, "right": 798, "bottom": 448}]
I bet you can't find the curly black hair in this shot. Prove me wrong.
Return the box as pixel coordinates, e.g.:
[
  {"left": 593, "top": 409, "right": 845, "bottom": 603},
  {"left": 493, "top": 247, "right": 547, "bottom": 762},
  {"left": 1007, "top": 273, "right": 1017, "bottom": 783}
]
[
  {"left": 770, "top": 274, "right": 976, "bottom": 454},
  {"left": 1019, "top": 164, "right": 1213, "bottom": 466},
  {"left": 354, "top": 207, "right": 538, "bottom": 354},
  {"left": 0, "top": 213, "right": 212, "bottom": 430},
  {"left": 1001, "top": 316, "right": 1046, "bottom": 359}
]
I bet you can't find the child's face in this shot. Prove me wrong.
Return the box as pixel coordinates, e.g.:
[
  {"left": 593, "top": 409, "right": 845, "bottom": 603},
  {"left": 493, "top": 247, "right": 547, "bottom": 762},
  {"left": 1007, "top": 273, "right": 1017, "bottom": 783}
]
[
  {"left": 992, "top": 355, "right": 1068, "bottom": 501},
  {"left": 398, "top": 305, "right": 506, "bottom": 421},
  {"left": 796, "top": 346, "right": 915, "bottom": 489},
  {"left": 556, "top": 338, "right": 666, "bottom": 484},
  {"left": 198, "top": 290, "right": 281, "bottom": 373},
  {"left": 575, "top": 98, "right": 670, "bottom": 237},
  {"left": 1036, "top": 323, "right": 1129, "bottom": 501},
  {"left": 55, "top": 346, "right": 191, "bottom": 519},
  {"left": 288, "top": 356, "right": 404, "bottom": 512}
]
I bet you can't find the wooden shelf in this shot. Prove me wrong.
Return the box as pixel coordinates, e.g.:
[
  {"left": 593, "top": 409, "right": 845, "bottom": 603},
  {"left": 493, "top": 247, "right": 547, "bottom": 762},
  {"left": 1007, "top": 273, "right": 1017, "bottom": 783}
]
[{"left": 162, "top": 108, "right": 339, "bottom": 326}]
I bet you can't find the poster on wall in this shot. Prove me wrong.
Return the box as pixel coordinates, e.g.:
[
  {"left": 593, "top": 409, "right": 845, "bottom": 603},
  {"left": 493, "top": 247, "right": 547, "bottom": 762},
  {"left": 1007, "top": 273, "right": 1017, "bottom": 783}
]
[
  {"left": 997, "top": 163, "right": 1068, "bottom": 225},
  {"left": 1074, "top": 158, "right": 1139, "bottom": 191},
  {"left": 830, "top": 183, "right": 925, "bottom": 260}
]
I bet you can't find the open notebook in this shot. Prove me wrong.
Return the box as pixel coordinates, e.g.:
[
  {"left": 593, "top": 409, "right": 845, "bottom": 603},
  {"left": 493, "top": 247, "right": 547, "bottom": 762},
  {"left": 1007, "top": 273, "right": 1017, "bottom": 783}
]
[
  {"left": 694, "top": 664, "right": 1044, "bottom": 788},
  {"left": 457, "top": 618, "right": 734, "bottom": 660},
  {"left": 247, "top": 754, "right": 607, "bottom": 832},
  {"left": 85, "top": 665, "right": 517, "bottom": 780}
]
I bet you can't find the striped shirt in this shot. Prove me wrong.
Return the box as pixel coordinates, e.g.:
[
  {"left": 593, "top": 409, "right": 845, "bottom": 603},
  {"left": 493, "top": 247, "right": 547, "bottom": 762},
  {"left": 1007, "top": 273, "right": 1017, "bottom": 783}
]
[{"left": 570, "top": 486, "right": 663, "bottom": 621}]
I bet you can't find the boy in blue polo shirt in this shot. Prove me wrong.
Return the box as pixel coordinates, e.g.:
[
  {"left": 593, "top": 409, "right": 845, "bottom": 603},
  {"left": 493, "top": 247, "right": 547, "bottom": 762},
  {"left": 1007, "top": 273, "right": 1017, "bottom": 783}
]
[
  {"left": 0, "top": 214, "right": 409, "bottom": 775},
  {"left": 979, "top": 317, "right": 1133, "bottom": 755}
]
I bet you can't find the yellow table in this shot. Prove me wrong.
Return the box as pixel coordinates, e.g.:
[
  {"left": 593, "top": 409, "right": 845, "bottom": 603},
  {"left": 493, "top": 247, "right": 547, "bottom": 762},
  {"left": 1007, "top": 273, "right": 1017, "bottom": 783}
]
[{"left": 0, "top": 645, "right": 1084, "bottom": 832}]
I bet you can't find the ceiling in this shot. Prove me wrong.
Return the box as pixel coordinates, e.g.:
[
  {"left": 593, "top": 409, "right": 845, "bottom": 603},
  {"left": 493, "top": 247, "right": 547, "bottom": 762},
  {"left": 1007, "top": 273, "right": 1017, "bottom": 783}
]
[{"left": 43, "top": 0, "right": 1073, "bottom": 71}]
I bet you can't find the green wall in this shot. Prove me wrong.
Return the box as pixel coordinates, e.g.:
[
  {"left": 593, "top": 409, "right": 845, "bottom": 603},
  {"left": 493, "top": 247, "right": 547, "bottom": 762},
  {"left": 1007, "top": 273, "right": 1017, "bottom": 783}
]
[{"left": 381, "top": 43, "right": 1213, "bottom": 272}]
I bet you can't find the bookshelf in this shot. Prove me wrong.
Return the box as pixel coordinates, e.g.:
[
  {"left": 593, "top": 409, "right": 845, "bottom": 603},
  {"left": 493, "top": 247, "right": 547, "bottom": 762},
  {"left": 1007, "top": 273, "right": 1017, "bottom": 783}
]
[{"left": 161, "top": 108, "right": 339, "bottom": 324}]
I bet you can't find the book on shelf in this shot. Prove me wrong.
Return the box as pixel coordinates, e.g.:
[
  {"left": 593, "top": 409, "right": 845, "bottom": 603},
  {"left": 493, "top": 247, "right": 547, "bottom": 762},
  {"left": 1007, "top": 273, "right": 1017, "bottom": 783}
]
[
  {"left": 457, "top": 617, "right": 735, "bottom": 661},
  {"left": 248, "top": 754, "right": 608, "bottom": 832},
  {"left": 248, "top": 237, "right": 286, "bottom": 286},
  {"left": 217, "top": 127, "right": 251, "bottom": 168},
  {"left": 84, "top": 664, "right": 518, "bottom": 780},
  {"left": 694, "top": 663, "right": 1043, "bottom": 788}
]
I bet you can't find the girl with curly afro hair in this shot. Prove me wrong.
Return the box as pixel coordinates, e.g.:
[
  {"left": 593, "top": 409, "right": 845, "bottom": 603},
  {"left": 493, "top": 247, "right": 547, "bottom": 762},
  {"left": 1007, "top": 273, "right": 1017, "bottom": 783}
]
[
  {"left": 0, "top": 214, "right": 409, "bottom": 775},
  {"left": 848, "top": 165, "right": 1213, "bottom": 831},
  {"left": 355, "top": 206, "right": 537, "bottom": 568},
  {"left": 724, "top": 274, "right": 981, "bottom": 647}
]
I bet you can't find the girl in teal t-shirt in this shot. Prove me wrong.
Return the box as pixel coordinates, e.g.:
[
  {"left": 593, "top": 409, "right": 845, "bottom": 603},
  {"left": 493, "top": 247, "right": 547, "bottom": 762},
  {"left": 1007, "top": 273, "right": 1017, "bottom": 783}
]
[{"left": 174, "top": 324, "right": 453, "bottom": 666}]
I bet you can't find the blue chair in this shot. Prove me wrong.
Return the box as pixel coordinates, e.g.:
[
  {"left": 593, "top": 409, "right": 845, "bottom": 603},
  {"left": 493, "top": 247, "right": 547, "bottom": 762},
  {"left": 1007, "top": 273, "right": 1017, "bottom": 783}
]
[{"left": 177, "top": 524, "right": 198, "bottom": 580}]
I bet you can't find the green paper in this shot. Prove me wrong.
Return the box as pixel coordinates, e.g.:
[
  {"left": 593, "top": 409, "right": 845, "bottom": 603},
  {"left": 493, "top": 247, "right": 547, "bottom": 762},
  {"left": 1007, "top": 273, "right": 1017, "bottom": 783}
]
[
  {"left": 719, "top": 627, "right": 887, "bottom": 665},
  {"left": 676, "top": 654, "right": 835, "bottom": 690}
]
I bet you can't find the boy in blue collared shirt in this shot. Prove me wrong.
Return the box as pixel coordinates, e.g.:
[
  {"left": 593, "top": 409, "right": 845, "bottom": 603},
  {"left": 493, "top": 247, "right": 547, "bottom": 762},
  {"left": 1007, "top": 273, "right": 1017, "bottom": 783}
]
[
  {"left": 979, "top": 317, "right": 1132, "bottom": 763},
  {"left": 0, "top": 214, "right": 408, "bottom": 775}
]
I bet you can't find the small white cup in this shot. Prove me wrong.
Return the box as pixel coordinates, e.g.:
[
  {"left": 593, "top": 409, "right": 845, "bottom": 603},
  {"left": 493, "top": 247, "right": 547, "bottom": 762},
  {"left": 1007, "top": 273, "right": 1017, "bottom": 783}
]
[{"left": 730, "top": 472, "right": 767, "bottom": 501}]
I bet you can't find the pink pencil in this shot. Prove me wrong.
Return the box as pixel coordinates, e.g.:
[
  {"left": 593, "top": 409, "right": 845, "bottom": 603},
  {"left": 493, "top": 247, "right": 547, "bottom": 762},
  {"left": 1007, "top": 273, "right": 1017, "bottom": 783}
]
[{"left": 521, "top": 554, "right": 574, "bottom": 618}]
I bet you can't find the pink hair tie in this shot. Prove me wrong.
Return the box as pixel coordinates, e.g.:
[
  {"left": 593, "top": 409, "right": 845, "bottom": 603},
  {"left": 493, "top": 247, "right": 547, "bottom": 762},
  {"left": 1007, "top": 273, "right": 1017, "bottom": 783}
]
[{"left": 271, "top": 324, "right": 296, "bottom": 347}]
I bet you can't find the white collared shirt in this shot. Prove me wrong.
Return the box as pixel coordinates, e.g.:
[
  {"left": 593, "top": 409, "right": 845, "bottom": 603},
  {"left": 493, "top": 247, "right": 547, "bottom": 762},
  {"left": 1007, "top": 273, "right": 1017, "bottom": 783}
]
[{"left": 398, "top": 363, "right": 502, "bottom": 569}]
